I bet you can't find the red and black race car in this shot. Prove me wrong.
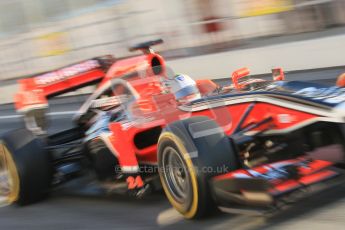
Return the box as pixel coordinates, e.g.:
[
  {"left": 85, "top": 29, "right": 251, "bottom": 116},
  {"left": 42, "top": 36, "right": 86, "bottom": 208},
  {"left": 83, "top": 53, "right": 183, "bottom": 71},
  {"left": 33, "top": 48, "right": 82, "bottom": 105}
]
[{"left": 1, "top": 39, "right": 345, "bottom": 219}]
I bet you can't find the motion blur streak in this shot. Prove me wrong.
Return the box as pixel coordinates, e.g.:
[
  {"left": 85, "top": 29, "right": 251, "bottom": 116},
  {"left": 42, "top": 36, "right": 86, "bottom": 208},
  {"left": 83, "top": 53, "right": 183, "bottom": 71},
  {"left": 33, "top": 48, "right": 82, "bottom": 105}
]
[{"left": 0, "top": 0, "right": 345, "bottom": 230}]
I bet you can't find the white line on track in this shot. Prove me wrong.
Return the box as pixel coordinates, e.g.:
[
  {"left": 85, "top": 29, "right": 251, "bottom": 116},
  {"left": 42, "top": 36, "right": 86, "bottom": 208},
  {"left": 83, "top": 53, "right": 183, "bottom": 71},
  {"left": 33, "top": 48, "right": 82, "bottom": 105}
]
[
  {"left": 0, "top": 115, "right": 22, "bottom": 120},
  {"left": 47, "top": 111, "right": 76, "bottom": 116},
  {"left": 0, "top": 111, "right": 76, "bottom": 120}
]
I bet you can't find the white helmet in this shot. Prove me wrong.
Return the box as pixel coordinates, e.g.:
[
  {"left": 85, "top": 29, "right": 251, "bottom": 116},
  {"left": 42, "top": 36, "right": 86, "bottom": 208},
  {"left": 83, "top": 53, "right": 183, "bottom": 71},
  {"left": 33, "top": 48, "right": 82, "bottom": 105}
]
[{"left": 170, "top": 74, "right": 201, "bottom": 103}]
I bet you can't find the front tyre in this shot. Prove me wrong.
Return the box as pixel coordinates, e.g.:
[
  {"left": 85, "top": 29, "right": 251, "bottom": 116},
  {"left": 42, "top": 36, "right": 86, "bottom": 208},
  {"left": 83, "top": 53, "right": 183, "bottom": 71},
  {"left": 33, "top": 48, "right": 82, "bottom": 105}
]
[{"left": 158, "top": 116, "right": 239, "bottom": 219}]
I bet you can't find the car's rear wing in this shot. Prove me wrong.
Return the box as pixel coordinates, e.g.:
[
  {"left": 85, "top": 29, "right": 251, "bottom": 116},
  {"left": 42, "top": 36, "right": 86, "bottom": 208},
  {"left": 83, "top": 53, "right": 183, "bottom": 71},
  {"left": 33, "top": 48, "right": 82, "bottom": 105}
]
[
  {"left": 13, "top": 56, "right": 115, "bottom": 134},
  {"left": 14, "top": 55, "right": 115, "bottom": 113}
]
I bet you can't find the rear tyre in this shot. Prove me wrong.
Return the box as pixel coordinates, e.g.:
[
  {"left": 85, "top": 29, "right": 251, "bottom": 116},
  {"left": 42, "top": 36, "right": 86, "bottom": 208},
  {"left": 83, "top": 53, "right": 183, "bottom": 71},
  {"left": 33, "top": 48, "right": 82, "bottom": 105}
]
[
  {"left": 0, "top": 129, "right": 53, "bottom": 205},
  {"left": 158, "top": 116, "right": 239, "bottom": 219}
]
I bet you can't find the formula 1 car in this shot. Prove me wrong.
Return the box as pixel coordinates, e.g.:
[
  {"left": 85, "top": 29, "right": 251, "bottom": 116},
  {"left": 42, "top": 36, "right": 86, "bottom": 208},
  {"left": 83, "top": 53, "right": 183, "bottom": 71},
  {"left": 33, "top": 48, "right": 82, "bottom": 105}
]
[{"left": 1, "top": 39, "right": 345, "bottom": 219}]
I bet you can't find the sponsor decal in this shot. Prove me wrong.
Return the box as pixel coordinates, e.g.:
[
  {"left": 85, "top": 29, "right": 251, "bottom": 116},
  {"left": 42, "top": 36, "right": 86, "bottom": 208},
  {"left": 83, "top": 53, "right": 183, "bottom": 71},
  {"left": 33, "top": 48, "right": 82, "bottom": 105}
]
[
  {"left": 294, "top": 86, "right": 345, "bottom": 104},
  {"left": 35, "top": 60, "right": 100, "bottom": 85},
  {"left": 250, "top": 168, "right": 289, "bottom": 181},
  {"left": 277, "top": 114, "right": 294, "bottom": 123}
]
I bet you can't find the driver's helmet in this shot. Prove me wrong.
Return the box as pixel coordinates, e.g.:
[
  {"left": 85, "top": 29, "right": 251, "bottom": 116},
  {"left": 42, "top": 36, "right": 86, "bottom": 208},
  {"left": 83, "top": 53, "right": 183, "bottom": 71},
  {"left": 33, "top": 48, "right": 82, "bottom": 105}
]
[{"left": 170, "top": 74, "right": 201, "bottom": 103}]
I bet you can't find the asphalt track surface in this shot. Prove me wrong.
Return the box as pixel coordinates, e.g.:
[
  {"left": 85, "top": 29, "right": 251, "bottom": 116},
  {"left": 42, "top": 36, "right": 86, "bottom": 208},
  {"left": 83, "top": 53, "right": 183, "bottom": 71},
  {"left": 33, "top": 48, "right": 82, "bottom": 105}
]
[{"left": 1, "top": 68, "right": 345, "bottom": 229}]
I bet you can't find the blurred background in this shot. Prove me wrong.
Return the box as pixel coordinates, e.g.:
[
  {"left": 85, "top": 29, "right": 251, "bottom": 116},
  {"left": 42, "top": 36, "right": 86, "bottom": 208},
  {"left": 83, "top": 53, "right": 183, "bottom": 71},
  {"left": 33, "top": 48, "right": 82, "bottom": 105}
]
[
  {"left": 0, "top": 0, "right": 344, "bottom": 80},
  {"left": 1, "top": 0, "right": 345, "bottom": 103}
]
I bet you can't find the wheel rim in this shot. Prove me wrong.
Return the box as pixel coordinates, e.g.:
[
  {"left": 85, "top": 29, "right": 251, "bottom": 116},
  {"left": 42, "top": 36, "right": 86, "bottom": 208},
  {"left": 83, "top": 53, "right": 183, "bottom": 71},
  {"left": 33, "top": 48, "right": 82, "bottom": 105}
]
[
  {"left": 0, "top": 142, "right": 19, "bottom": 205},
  {"left": 162, "top": 146, "right": 192, "bottom": 207}
]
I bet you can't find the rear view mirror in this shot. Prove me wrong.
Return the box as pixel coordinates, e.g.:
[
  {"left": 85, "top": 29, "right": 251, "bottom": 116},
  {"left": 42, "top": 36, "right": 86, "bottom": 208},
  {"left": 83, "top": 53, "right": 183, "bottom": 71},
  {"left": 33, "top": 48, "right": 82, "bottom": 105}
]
[{"left": 232, "top": 67, "right": 250, "bottom": 89}]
